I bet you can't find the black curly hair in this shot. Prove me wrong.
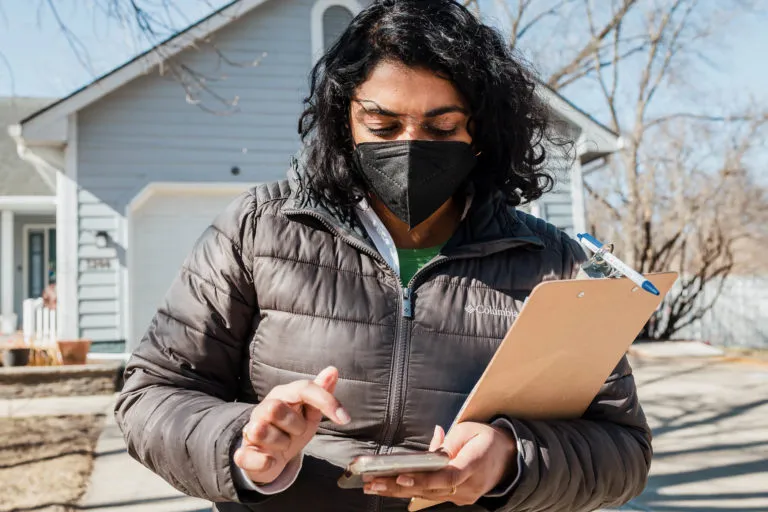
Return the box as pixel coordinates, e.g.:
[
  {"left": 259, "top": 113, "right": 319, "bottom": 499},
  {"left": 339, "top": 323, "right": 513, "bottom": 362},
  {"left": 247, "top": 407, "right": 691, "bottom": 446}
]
[{"left": 298, "top": 0, "right": 559, "bottom": 211}]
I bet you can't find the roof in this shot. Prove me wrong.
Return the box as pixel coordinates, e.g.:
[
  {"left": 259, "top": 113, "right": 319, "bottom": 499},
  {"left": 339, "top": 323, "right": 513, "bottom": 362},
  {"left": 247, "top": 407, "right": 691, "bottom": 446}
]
[
  {"left": 0, "top": 97, "right": 57, "bottom": 195},
  {"left": 12, "top": 0, "right": 620, "bottom": 158},
  {"left": 538, "top": 82, "right": 618, "bottom": 139}
]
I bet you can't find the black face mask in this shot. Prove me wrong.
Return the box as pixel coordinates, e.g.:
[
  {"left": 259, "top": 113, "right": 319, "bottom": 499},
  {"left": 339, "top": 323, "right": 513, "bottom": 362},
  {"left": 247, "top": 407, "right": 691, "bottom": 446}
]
[{"left": 353, "top": 140, "right": 477, "bottom": 229}]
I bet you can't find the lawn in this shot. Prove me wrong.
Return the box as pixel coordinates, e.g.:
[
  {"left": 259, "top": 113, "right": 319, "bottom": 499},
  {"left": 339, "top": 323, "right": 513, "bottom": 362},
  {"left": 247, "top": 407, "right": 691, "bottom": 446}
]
[{"left": 0, "top": 414, "right": 104, "bottom": 512}]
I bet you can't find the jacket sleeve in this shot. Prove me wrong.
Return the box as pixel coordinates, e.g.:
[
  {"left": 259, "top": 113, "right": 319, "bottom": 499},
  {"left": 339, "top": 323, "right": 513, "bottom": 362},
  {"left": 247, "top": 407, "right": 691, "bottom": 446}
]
[
  {"left": 486, "top": 237, "right": 653, "bottom": 512},
  {"left": 114, "top": 191, "right": 266, "bottom": 504}
]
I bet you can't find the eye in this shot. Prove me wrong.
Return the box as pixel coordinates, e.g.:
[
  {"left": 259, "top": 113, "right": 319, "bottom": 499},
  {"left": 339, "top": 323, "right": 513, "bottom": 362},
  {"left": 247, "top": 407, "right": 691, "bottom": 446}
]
[
  {"left": 425, "top": 126, "right": 458, "bottom": 137},
  {"left": 367, "top": 126, "right": 399, "bottom": 136}
]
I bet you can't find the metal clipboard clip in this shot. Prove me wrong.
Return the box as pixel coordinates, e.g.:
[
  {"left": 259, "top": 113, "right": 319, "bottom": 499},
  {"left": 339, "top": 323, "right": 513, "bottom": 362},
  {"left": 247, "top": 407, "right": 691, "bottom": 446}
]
[{"left": 576, "top": 242, "right": 622, "bottom": 280}]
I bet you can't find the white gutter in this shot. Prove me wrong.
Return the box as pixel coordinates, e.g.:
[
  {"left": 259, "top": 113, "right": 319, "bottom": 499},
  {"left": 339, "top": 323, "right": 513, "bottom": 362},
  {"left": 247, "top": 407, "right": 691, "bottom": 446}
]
[
  {"left": 581, "top": 156, "right": 611, "bottom": 176},
  {"left": 7, "top": 123, "right": 21, "bottom": 138},
  {"left": 8, "top": 123, "right": 60, "bottom": 191}
]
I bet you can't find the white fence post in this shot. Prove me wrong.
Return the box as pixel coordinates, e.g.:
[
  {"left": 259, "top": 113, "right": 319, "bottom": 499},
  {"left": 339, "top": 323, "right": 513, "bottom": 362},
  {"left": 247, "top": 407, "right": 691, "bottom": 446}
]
[{"left": 22, "top": 298, "right": 57, "bottom": 346}]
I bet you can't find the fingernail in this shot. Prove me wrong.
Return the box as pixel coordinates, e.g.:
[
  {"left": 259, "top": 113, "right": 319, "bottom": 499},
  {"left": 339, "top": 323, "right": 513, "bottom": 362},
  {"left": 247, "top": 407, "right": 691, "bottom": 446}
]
[
  {"left": 429, "top": 425, "right": 441, "bottom": 451},
  {"left": 321, "top": 366, "right": 337, "bottom": 380},
  {"left": 364, "top": 487, "right": 378, "bottom": 495},
  {"left": 371, "top": 483, "right": 387, "bottom": 492},
  {"left": 397, "top": 476, "right": 415, "bottom": 487},
  {"left": 336, "top": 407, "right": 351, "bottom": 425}
]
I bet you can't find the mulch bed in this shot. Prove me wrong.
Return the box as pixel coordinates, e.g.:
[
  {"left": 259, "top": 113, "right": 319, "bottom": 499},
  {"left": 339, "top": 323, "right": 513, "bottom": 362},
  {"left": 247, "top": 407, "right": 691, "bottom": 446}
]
[{"left": 0, "top": 414, "right": 105, "bottom": 512}]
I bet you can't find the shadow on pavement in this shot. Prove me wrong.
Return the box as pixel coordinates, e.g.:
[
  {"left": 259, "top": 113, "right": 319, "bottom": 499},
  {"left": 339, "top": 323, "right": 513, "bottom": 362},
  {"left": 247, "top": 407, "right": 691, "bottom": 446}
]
[{"left": 629, "top": 360, "right": 768, "bottom": 512}]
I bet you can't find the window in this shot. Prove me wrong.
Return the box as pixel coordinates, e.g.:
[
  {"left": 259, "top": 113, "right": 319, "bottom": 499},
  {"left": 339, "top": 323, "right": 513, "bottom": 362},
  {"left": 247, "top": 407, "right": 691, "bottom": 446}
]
[
  {"left": 311, "top": 0, "right": 362, "bottom": 61},
  {"left": 24, "top": 225, "right": 56, "bottom": 299},
  {"left": 28, "top": 232, "right": 45, "bottom": 298},
  {"left": 322, "top": 6, "right": 354, "bottom": 51}
]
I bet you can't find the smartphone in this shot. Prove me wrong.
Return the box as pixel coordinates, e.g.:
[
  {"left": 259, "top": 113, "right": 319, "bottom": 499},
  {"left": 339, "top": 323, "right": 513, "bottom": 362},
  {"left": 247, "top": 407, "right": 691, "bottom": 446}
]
[{"left": 337, "top": 451, "right": 450, "bottom": 489}]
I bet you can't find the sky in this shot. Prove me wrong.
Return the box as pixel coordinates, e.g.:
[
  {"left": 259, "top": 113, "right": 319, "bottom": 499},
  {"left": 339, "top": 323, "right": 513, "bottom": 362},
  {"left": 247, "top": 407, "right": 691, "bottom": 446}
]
[{"left": 0, "top": 0, "right": 766, "bottom": 124}]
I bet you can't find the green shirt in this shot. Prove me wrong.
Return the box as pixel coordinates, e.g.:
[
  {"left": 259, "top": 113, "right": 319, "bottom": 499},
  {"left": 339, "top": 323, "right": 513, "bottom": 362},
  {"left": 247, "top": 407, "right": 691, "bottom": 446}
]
[{"left": 397, "top": 246, "right": 442, "bottom": 287}]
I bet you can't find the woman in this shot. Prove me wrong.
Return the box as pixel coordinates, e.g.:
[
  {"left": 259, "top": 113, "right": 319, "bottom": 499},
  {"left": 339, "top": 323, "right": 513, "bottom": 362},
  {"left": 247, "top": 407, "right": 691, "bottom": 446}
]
[{"left": 116, "top": 1, "right": 652, "bottom": 511}]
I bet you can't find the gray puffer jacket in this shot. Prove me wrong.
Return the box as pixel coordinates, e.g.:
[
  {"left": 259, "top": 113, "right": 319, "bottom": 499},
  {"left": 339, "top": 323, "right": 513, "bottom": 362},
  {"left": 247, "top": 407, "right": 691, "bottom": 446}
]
[{"left": 115, "top": 176, "right": 652, "bottom": 512}]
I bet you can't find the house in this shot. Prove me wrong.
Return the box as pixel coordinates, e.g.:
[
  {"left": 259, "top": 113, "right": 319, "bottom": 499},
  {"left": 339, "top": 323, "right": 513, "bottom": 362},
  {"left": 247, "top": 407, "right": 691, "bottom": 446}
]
[
  {"left": 0, "top": 98, "right": 57, "bottom": 334},
  {"left": 7, "top": 0, "right": 620, "bottom": 354}
]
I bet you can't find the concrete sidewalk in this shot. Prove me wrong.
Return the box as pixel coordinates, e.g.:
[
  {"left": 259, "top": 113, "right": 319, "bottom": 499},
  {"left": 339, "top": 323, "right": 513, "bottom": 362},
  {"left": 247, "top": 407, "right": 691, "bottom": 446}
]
[
  {"left": 78, "top": 395, "right": 210, "bottom": 511},
  {"left": 0, "top": 394, "right": 115, "bottom": 417},
  {"left": 624, "top": 356, "right": 768, "bottom": 512}
]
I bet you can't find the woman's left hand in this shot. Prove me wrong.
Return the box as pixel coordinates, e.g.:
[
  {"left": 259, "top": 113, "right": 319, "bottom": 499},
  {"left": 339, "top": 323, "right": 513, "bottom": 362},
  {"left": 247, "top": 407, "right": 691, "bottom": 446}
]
[{"left": 363, "top": 422, "right": 518, "bottom": 506}]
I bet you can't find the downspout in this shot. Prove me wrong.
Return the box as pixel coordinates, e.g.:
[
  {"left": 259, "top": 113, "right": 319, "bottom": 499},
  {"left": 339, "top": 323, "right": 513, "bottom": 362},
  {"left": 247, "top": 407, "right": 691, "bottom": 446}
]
[{"left": 8, "top": 124, "right": 62, "bottom": 191}]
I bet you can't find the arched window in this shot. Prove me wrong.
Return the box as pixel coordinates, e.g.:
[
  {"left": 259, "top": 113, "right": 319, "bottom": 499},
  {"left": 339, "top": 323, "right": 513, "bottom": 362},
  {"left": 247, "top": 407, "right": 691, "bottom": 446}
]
[
  {"left": 323, "top": 6, "right": 354, "bottom": 51},
  {"left": 311, "top": 0, "right": 362, "bottom": 62}
]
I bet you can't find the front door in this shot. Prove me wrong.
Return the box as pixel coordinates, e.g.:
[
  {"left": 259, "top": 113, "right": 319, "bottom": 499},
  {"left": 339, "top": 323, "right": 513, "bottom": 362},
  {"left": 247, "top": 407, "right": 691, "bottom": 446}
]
[{"left": 25, "top": 225, "right": 56, "bottom": 299}]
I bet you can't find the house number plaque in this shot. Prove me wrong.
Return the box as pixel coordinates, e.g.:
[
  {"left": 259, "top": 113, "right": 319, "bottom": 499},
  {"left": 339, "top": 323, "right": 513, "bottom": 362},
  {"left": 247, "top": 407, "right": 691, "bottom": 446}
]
[{"left": 83, "top": 258, "right": 113, "bottom": 270}]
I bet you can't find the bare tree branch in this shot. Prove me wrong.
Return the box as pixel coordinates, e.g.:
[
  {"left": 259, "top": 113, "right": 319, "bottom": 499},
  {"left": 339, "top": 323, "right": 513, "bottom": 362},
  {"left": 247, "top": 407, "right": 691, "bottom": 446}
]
[
  {"left": 642, "top": 0, "right": 698, "bottom": 117},
  {"left": 554, "top": 41, "right": 648, "bottom": 90},
  {"left": 40, "top": 0, "right": 96, "bottom": 75},
  {"left": 583, "top": 181, "right": 622, "bottom": 221},
  {"left": 516, "top": 0, "right": 576, "bottom": 43},
  {"left": 547, "top": 0, "right": 638, "bottom": 89},
  {"left": 646, "top": 112, "right": 762, "bottom": 129},
  {"left": 586, "top": 0, "right": 623, "bottom": 132}
]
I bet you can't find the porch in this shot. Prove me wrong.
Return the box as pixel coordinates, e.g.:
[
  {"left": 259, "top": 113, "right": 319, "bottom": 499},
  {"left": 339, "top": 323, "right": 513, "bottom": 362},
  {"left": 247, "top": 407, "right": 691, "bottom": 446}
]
[{"left": 0, "top": 196, "right": 56, "bottom": 334}]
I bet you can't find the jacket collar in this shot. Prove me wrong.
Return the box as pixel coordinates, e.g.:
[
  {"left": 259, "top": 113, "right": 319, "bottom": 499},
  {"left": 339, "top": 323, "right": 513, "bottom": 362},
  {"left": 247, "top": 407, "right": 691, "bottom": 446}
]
[{"left": 445, "top": 188, "right": 545, "bottom": 257}]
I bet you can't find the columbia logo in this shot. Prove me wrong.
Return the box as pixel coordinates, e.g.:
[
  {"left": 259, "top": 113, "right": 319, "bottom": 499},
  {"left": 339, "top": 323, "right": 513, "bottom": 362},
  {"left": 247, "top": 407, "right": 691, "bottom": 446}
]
[{"left": 464, "top": 304, "right": 518, "bottom": 318}]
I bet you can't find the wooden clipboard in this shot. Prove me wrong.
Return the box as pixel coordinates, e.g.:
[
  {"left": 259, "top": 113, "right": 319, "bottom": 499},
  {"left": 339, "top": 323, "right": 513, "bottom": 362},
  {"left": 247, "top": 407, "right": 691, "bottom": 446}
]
[{"left": 409, "top": 272, "right": 678, "bottom": 511}]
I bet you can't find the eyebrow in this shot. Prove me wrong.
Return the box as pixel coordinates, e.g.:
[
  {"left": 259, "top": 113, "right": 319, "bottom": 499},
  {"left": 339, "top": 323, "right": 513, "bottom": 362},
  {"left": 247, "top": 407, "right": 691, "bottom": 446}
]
[{"left": 354, "top": 98, "right": 468, "bottom": 118}]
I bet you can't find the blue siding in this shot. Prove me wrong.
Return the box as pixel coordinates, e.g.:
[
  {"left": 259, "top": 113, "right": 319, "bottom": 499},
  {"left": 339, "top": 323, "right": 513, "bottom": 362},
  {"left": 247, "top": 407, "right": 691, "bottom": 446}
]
[
  {"left": 540, "top": 149, "right": 576, "bottom": 234},
  {"left": 77, "top": 0, "right": 321, "bottom": 342}
]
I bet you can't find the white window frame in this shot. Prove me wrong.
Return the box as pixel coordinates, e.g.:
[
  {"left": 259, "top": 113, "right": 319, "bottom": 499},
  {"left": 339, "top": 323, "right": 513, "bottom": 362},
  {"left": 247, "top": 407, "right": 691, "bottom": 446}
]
[
  {"left": 311, "top": 0, "right": 363, "bottom": 63},
  {"left": 22, "top": 223, "right": 57, "bottom": 301}
]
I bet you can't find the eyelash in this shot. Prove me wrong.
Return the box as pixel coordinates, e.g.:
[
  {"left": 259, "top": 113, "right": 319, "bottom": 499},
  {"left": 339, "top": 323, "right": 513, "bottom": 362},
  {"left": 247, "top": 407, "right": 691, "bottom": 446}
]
[{"left": 367, "top": 126, "right": 458, "bottom": 137}]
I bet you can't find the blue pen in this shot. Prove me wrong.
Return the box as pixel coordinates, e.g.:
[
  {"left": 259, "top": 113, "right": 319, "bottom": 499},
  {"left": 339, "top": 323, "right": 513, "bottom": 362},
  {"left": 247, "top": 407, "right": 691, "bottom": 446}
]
[{"left": 576, "top": 233, "right": 660, "bottom": 296}]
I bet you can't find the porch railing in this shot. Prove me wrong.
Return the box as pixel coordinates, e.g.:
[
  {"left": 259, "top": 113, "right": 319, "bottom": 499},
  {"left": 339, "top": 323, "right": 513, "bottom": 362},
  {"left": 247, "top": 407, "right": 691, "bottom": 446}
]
[{"left": 22, "top": 298, "right": 57, "bottom": 346}]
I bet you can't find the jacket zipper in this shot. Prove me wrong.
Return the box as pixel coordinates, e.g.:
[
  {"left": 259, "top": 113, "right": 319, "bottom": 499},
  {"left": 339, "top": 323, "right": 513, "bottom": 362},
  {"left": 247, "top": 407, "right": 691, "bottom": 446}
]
[
  {"left": 367, "top": 287, "right": 410, "bottom": 512},
  {"left": 377, "top": 256, "right": 461, "bottom": 452},
  {"left": 377, "top": 287, "right": 412, "bottom": 448},
  {"left": 371, "top": 258, "right": 464, "bottom": 512}
]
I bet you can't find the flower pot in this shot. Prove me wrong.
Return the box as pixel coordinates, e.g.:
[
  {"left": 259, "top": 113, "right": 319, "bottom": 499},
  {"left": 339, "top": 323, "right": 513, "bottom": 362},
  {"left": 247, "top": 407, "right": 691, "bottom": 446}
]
[
  {"left": 56, "top": 339, "right": 92, "bottom": 365},
  {"left": 3, "top": 347, "right": 31, "bottom": 367}
]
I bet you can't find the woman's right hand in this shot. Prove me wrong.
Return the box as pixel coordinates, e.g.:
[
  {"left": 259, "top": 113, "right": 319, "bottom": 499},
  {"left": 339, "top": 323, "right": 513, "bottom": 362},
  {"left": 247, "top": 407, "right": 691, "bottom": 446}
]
[{"left": 234, "top": 366, "right": 350, "bottom": 485}]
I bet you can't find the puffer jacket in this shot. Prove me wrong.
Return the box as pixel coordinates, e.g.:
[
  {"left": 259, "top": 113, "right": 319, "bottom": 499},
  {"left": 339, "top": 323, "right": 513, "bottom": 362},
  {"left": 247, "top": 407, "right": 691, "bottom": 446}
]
[{"left": 115, "top": 175, "right": 652, "bottom": 512}]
